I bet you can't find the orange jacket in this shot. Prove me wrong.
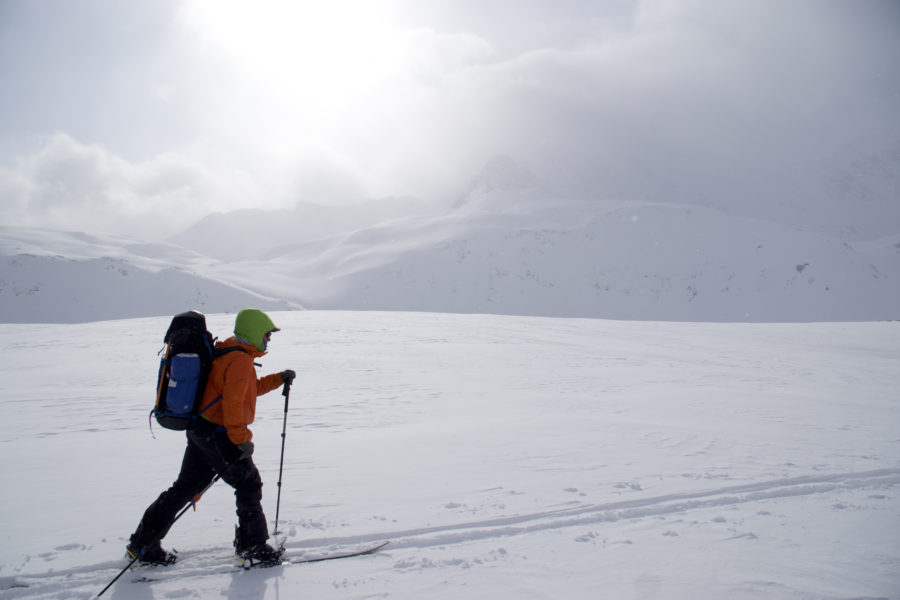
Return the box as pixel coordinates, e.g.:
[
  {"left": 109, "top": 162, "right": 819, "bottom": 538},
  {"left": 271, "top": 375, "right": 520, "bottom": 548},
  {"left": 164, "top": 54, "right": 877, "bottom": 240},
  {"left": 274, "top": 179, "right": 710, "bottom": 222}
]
[{"left": 198, "top": 337, "right": 284, "bottom": 445}]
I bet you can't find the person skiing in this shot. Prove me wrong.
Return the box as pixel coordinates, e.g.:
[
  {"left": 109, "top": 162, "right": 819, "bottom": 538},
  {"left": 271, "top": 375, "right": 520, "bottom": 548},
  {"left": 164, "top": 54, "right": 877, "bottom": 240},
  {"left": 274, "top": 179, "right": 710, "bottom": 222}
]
[{"left": 127, "top": 308, "right": 296, "bottom": 566}]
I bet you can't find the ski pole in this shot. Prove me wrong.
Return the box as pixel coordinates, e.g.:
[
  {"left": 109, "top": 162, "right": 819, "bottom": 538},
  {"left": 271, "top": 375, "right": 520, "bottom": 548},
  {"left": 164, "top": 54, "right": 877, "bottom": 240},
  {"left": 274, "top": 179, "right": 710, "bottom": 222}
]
[
  {"left": 97, "top": 475, "right": 221, "bottom": 598},
  {"left": 273, "top": 379, "right": 292, "bottom": 535}
]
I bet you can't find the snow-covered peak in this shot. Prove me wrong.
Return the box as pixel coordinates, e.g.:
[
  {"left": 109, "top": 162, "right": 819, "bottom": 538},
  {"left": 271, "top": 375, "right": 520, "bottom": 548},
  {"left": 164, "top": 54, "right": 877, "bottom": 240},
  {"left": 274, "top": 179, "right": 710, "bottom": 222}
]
[{"left": 453, "top": 155, "right": 540, "bottom": 211}]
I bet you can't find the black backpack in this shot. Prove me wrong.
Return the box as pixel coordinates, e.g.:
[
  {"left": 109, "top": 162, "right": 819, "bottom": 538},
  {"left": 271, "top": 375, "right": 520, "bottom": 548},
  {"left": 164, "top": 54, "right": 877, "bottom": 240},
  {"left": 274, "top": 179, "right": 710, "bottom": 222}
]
[{"left": 152, "top": 310, "right": 246, "bottom": 431}]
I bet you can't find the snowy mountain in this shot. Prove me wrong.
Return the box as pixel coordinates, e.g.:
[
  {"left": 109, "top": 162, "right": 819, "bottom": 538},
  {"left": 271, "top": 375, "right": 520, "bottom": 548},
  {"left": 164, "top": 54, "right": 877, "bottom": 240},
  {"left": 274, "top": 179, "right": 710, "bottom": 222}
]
[
  {"left": 1, "top": 172, "right": 898, "bottom": 323},
  {"left": 205, "top": 193, "right": 900, "bottom": 322},
  {"left": 0, "top": 227, "right": 299, "bottom": 323},
  {"left": 580, "top": 139, "right": 900, "bottom": 245},
  {"left": 766, "top": 141, "right": 900, "bottom": 242},
  {"left": 1, "top": 312, "right": 898, "bottom": 598},
  {"left": 453, "top": 155, "right": 540, "bottom": 210},
  {"left": 150, "top": 153, "right": 900, "bottom": 324}
]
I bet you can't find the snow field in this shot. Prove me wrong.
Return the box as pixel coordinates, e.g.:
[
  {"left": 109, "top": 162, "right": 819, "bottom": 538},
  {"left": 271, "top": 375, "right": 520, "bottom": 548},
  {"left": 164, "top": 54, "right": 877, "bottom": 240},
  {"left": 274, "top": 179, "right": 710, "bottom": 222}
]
[{"left": 0, "top": 311, "right": 898, "bottom": 599}]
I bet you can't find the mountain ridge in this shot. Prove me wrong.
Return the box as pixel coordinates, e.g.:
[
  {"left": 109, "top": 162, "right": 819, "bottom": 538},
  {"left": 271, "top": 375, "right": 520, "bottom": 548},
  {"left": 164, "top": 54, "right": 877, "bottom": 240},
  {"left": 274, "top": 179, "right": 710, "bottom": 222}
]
[{"left": 2, "top": 190, "right": 896, "bottom": 323}]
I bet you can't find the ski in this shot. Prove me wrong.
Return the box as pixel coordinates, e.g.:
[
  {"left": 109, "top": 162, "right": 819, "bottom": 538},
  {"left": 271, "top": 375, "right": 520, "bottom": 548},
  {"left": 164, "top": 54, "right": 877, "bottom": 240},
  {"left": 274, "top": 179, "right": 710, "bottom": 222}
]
[
  {"left": 128, "top": 541, "right": 390, "bottom": 583},
  {"left": 288, "top": 540, "right": 390, "bottom": 564},
  {"left": 236, "top": 540, "right": 390, "bottom": 568}
]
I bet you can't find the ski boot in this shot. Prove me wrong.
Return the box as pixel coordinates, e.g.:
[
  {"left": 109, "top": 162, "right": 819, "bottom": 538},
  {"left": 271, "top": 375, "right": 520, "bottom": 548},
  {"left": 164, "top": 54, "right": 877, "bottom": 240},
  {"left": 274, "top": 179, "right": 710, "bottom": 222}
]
[
  {"left": 126, "top": 536, "right": 177, "bottom": 566},
  {"left": 233, "top": 527, "right": 284, "bottom": 568},
  {"left": 234, "top": 543, "right": 285, "bottom": 568}
]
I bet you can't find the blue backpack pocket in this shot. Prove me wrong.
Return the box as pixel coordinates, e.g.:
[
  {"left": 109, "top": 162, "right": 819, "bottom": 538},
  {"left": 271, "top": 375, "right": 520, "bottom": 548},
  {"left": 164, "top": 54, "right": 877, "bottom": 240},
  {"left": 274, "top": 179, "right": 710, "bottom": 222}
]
[{"left": 167, "top": 353, "right": 201, "bottom": 415}]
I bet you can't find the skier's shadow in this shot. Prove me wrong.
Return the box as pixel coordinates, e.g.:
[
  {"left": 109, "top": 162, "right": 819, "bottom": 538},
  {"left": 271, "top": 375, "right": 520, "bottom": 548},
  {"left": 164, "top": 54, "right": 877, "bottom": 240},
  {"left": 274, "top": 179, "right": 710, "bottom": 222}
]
[{"left": 227, "top": 564, "right": 284, "bottom": 600}]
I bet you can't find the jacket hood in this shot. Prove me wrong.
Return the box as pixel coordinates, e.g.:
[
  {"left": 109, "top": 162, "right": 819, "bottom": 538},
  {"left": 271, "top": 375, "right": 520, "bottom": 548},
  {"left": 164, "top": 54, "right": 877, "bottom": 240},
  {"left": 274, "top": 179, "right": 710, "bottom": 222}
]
[
  {"left": 233, "top": 308, "right": 280, "bottom": 352},
  {"left": 217, "top": 336, "right": 266, "bottom": 358}
]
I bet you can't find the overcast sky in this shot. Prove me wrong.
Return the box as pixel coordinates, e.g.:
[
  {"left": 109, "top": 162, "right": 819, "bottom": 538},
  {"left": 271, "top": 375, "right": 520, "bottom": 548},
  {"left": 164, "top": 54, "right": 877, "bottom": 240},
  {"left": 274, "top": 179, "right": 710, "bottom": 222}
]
[{"left": 1, "top": 0, "right": 898, "bottom": 240}]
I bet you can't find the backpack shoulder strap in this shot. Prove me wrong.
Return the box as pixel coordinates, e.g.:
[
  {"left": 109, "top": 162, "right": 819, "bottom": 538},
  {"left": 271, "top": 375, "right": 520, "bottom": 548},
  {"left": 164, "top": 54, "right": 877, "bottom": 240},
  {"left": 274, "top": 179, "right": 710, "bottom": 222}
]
[{"left": 212, "top": 346, "right": 250, "bottom": 360}]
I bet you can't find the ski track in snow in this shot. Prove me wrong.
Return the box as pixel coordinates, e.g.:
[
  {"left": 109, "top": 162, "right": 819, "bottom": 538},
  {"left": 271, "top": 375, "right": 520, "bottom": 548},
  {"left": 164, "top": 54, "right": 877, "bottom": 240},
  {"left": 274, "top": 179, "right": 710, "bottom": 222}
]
[
  {"left": 4, "top": 468, "right": 897, "bottom": 598},
  {"left": 298, "top": 468, "right": 900, "bottom": 551}
]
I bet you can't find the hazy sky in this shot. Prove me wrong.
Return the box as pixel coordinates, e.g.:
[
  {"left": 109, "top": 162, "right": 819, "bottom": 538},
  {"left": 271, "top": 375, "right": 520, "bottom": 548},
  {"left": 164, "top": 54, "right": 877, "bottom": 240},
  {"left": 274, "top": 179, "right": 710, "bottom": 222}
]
[{"left": 1, "top": 0, "right": 898, "bottom": 239}]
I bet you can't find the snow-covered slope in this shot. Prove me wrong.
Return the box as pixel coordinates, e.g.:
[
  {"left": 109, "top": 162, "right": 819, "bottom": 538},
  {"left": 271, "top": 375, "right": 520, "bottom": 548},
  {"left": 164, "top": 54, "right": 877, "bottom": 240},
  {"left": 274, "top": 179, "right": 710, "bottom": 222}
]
[
  {"left": 213, "top": 194, "right": 900, "bottom": 322},
  {"left": 1, "top": 312, "right": 898, "bottom": 599},
  {"left": 0, "top": 227, "right": 299, "bottom": 323},
  {"left": 2, "top": 186, "right": 898, "bottom": 323},
  {"left": 747, "top": 141, "right": 900, "bottom": 242}
]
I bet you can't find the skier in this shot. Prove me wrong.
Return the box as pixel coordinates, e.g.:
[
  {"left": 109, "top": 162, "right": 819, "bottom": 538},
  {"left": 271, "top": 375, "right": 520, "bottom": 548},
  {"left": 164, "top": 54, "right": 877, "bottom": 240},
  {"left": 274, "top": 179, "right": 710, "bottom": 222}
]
[{"left": 127, "top": 308, "right": 296, "bottom": 566}]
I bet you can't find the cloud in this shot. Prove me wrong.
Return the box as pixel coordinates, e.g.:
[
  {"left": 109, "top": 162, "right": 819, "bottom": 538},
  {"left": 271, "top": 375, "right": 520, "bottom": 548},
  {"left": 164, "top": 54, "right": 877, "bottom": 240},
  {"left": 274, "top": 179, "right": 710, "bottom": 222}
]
[
  {"left": 0, "top": 0, "right": 897, "bottom": 237},
  {"left": 244, "top": 0, "right": 897, "bottom": 210},
  {"left": 398, "top": 28, "right": 495, "bottom": 84},
  {"left": 387, "top": 0, "right": 900, "bottom": 206},
  {"left": 0, "top": 133, "right": 257, "bottom": 239}
]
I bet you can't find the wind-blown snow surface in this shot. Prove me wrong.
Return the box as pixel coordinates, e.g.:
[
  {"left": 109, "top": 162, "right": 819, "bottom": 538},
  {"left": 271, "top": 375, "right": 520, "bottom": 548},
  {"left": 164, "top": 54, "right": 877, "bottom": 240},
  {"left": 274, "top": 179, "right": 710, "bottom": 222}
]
[{"left": 1, "top": 311, "right": 898, "bottom": 599}]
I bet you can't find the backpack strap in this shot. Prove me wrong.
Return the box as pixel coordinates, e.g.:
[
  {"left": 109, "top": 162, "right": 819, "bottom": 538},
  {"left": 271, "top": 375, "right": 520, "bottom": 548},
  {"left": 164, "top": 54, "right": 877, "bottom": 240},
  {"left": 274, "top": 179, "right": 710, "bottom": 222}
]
[
  {"left": 212, "top": 346, "right": 251, "bottom": 359},
  {"left": 197, "top": 394, "right": 223, "bottom": 418},
  {"left": 194, "top": 346, "right": 250, "bottom": 423}
]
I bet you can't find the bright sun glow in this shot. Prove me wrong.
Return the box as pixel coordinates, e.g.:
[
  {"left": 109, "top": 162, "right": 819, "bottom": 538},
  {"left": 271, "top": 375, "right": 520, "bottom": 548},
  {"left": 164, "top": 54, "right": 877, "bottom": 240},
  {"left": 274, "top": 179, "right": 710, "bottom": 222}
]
[
  {"left": 180, "top": 0, "right": 405, "bottom": 110},
  {"left": 175, "top": 0, "right": 419, "bottom": 196}
]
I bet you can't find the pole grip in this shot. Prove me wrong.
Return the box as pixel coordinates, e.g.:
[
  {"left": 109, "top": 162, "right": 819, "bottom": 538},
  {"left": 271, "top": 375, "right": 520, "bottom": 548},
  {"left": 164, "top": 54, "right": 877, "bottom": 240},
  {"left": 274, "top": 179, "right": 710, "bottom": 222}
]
[{"left": 282, "top": 381, "right": 290, "bottom": 411}]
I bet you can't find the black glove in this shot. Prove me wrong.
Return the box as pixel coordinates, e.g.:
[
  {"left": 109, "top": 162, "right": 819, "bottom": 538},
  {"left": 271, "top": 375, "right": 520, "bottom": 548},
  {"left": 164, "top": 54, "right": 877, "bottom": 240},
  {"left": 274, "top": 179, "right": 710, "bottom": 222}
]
[
  {"left": 215, "top": 433, "right": 253, "bottom": 464},
  {"left": 281, "top": 370, "right": 296, "bottom": 385},
  {"left": 238, "top": 441, "right": 254, "bottom": 461}
]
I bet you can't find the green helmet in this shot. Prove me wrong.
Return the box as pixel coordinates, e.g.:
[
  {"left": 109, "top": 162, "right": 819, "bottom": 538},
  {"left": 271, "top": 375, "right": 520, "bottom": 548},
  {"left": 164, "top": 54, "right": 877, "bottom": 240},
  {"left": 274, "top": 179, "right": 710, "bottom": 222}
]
[{"left": 234, "top": 308, "right": 280, "bottom": 352}]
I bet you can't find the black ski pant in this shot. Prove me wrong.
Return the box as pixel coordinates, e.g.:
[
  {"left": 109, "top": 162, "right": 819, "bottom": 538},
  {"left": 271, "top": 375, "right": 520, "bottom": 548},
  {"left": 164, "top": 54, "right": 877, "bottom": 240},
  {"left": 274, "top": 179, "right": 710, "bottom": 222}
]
[{"left": 130, "top": 429, "right": 268, "bottom": 553}]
